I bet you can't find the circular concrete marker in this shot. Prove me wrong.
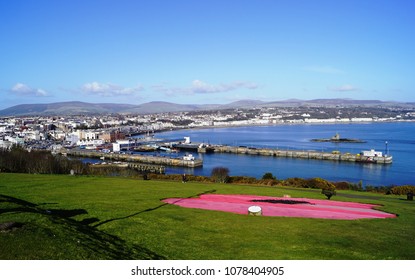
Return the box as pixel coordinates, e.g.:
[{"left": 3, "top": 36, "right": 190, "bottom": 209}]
[{"left": 248, "top": 205, "right": 262, "bottom": 216}]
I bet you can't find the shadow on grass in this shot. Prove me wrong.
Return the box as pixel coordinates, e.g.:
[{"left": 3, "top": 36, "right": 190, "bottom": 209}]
[
  {"left": 93, "top": 189, "right": 217, "bottom": 228},
  {"left": 0, "top": 194, "right": 164, "bottom": 260}
]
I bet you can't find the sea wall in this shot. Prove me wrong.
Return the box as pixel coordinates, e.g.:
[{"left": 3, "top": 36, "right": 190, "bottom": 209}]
[
  {"left": 63, "top": 149, "right": 203, "bottom": 167},
  {"left": 213, "top": 145, "right": 392, "bottom": 164}
]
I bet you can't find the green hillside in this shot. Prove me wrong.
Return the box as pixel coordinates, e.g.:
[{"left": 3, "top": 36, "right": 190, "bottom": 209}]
[{"left": 1, "top": 173, "right": 414, "bottom": 260}]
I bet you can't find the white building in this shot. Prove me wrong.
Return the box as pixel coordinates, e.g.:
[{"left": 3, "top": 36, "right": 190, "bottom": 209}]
[
  {"left": 77, "top": 139, "right": 105, "bottom": 147},
  {"left": 304, "top": 118, "right": 337, "bottom": 123},
  {"left": 113, "top": 140, "right": 131, "bottom": 152},
  {"left": 0, "top": 140, "right": 13, "bottom": 149},
  {"left": 362, "top": 149, "right": 383, "bottom": 157},
  {"left": 5, "top": 135, "right": 24, "bottom": 145},
  {"left": 66, "top": 133, "right": 80, "bottom": 146},
  {"left": 351, "top": 118, "right": 373, "bottom": 122}
]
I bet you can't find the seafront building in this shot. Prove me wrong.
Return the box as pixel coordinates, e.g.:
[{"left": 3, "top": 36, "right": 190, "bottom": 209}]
[{"left": 0, "top": 105, "right": 414, "bottom": 152}]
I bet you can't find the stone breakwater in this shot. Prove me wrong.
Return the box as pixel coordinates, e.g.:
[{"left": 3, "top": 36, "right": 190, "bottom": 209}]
[
  {"left": 212, "top": 145, "right": 393, "bottom": 164},
  {"left": 62, "top": 149, "right": 203, "bottom": 167}
]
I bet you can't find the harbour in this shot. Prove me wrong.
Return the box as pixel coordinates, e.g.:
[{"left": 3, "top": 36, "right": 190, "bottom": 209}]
[
  {"left": 62, "top": 122, "right": 413, "bottom": 186},
  {"left": 164, "top": 140, "right": 392, "bottom": 164},
  {"left": 156, "top": 122, "right": 414, "bottom": 186}
]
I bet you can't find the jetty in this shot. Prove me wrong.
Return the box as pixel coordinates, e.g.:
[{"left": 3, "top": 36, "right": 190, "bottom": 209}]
[
  {"left": 62, "top": 149, "right": 203, "bottom": 168},
  {"left": 167, "top": 136, "right": 215, "bottom": 153},
  {"left": 212, "top": 145, "right": 392, "bottom": 164},
  {"left": 165, "top": 136, "right": 392, "bottom": 165}
]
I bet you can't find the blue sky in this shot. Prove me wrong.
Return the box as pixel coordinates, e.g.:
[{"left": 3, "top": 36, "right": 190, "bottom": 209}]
[{"left": 1, "top": 0, "right": 414, "bottom": 109}]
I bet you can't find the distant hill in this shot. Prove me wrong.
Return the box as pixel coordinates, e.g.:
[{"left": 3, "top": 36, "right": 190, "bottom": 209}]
[
  {"left": 0, "top": 99, "right": 413, "bottom": 116},
  {"left": 219, "top": 99, "right": 264, "bottom": 109},
  {"left": 0, "top": 101, "right": 219, "bottom": 116},
  {"left": 124, "top": 101, "right": 202, "bottom": 114},
  {"left": 0, "top": 101, "right": 137, "bottom": 116},
  {"left": 261, "top": 98, "right": 411, "bottom": 108}
]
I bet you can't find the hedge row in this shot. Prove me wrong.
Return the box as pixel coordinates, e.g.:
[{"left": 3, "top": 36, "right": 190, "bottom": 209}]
[
  {"left": 280, "top": 177, "right": 336, "bottom": 190},
  {"left": 390, "top": 185, "right": 415, "bottom": 195}
]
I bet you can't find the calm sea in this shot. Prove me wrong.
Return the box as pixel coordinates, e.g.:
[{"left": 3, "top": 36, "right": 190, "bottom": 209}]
[{"left": 154, "top": 122, "right": 415, "bottom": 186}]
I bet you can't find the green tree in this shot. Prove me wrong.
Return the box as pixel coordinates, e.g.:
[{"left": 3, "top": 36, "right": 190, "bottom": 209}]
[
  {"left": 262, "top": 172, "right": 276, "bottom": 180},
  {"left": 321, "top": 189, "right": 336, "bottom": 200},
  {"left": 211, "top": 167, "right": 230, "bottom": 183}
]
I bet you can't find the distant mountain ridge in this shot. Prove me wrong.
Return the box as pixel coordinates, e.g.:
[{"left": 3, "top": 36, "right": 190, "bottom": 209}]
[
  {"left": 0, "top": 101, "right": 137, "bottom": 116},
  {"left": 0, "top": 99, "right": 412, "bottom": 116}
]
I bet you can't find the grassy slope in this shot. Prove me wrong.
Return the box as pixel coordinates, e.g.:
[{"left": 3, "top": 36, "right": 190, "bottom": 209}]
[{"left": 0, "top": 173, "right": 414, "bottom": 260}]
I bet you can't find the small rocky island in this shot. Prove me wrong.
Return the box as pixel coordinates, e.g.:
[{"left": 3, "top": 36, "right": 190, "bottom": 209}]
[{"left": 311, "top": 133, "right": 366, "bottom": 143}]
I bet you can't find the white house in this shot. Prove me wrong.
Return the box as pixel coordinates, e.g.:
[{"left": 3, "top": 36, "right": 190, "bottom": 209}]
[
  {"left": 113, "top": 140, "right": 131, "bottom": 152},
  {"left": 362, "top": 149, "right": 383, "bottom": 157}
]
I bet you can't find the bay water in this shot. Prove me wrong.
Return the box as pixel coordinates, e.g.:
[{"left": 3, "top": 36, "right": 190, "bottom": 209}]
[{"left": 155, "top": 122, "right": 415, "bottom": 186}]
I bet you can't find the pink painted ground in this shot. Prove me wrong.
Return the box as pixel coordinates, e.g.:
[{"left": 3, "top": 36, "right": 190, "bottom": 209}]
[{"left": 163, "top": 194, "right": 396, "bottom": 220}]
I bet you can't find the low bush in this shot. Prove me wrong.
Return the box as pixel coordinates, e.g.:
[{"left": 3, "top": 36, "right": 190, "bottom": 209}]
[
  {"left": 88, "top": 166, "right": 141, "bottom": 178},
  {"left": 281, "top": 177, "right": 308, "bottom": 188},
  {"left": 0, "top": 146, "right": 88, "bottom": 175},
  {"left": 148, "top": 174, "right": 213, "bottom": 183},
  {"left": 257, "top": 179, "right": 279, "bottom": 186},
  {"left": 307, "top": 178, "right": 336, "bottom": 191},
  {"left": 333, "top": 181, "right": 353, "bottom": 190},
  {"left": 262, "top": 172, "right": 277, "bottom": 180},
  {"left": 390, "top": 185, "right": 415, "bottom": 195},
  {"left": 321, "top": 189, "right": 336, "bottom": 200},
  {"left": 228, "top": 176, "right": 258, "bottom": 184},
  {"left": 365, "top": 185, "right": 393, "bottom": 194},
  {"left": 148, "top": 174, "right": 182, "bottom": 181}
]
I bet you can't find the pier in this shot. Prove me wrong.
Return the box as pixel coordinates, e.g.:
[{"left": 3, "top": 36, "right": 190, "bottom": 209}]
[
  {"left": 173, "top": 143, "right": 215, "bottom": 153},
  {"left": 63, "top": 149, "right": 203, "bottom": 168},
  {"left": 212, "top": 145, "right": 393, "bottom": 164}
]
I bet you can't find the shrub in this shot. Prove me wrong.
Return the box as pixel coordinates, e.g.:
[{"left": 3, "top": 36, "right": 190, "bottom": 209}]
[
  {"left": 262, "top": 172, "right": 276, "bottom": 180},
  {"left": 211, "top": 167, "right": 230, "bottom": 183},
  {"left": 344, "top": 182, "right": 364, "bottom": 192},
  {"left": 0, "top": 146, "right": 87, "bottom": 175},
  {"left": 228, "top": 176, "right": 257, "bottom": 184},
  {"left": 333, "top": 181, "right": 352, "bottom": 190},
  {"left": 390, "top": 185, "right": 415, "bottom": 195},
  {"left": 282, "top": 177, "right": 308, "bottom": 188},
  {"left": 148, "top": 174, "right": 182, "bottom": 181},
  {"left": 307, "top": 178, "right": 336, "bottom": 191},
  {"left": 257, "top": 179, "right": 279, "bottom": 186},
  {"left": 321, "top": 189, "right": 336, "bottom": 200},
  {"left": 185, "top": 175, "right": 213, "bottom": 183},
  {"left": 364, "top": 185, "right": 394, "bottom": 194}
]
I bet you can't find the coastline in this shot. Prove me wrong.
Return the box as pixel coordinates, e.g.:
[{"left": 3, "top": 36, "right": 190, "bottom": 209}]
[
  {"left": 145, "top": 119, "right": 415, "bottom": 136},
  {"left": 155, "top": 121, "right": 414, "bottom": 186}
]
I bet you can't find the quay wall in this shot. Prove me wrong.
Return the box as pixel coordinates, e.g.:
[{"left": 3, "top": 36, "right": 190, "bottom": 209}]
[
  {"left": 63, "top": 149, "right": 203, "bottom": 167},
  {"left": 213, "top": 145, "right": 392, "bottom": 164}
]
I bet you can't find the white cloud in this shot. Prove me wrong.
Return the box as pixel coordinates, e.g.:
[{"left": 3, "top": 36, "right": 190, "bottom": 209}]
[
  {"left": 303, "top": 66, "right": 344, "bottom": 74},
  {"left": 328, "top": 84, "right": 359, "bottom": 92},
  {"left": 81, "top": 82, "right": 144, "bottom": 97},
  {"left": 153, "top": 80, "right": 258, "bottom": 96},
  {"left": 10, "top": 83, "right": 49, "bottom": 96}
]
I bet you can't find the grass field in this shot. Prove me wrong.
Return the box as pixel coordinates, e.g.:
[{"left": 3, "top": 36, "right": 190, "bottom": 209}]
[{"left": 1, "top": 173, "right": 414, "bottom": 260}]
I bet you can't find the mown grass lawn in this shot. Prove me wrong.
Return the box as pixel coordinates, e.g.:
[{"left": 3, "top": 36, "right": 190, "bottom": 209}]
[{"left": 1, "top": 173, "right": 414, "bottom": 260}]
